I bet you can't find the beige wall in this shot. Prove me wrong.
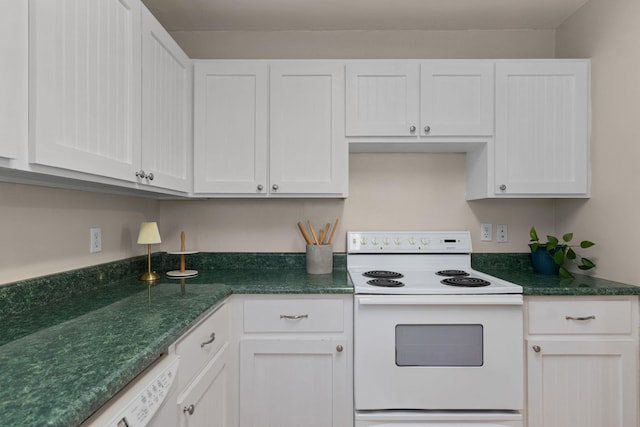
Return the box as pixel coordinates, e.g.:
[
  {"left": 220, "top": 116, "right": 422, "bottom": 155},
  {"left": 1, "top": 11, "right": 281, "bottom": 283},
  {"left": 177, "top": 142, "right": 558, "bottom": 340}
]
[
  {"left": 160, "top": 154, "right": 556, "bottom": 254},
  {"left": 172, "top": 29, "right": 555, "bottom": 59},
  {"left": 555, "top": 0, "right": 640, "bottom": 284},
  {"left": 0, "top": 183, "right": 159, "bottom": 284},
  {"left": 0, "top": 28, "right": 562, "bottom": 286}
]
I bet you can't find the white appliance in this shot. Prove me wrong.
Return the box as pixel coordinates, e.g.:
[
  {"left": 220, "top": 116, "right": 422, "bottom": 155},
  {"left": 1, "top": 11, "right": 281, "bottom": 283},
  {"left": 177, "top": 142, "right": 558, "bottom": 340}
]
[
  {"left": 348, "top": 231, "right": 523, "bottom": 427},
  {"left": 82, "top": 354, "right": 179, "bottom": 427}
]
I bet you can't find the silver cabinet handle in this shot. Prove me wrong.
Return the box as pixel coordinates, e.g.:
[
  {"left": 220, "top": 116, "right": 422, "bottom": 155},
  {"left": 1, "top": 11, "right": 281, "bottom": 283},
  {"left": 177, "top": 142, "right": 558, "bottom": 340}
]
[
  {"left": 146, "top": 172, "right": 154, "bottom": 181},
  {"left": 200, "top": 332, "right": 215, "bottom": 348},
  {"left": 565, "top": 315, "right": 596, "bottom": 321},
  {"left": 409, "top": 125, "right": 416, "bottom": 133},
  {"left": 272, "top": 184, "right": 279, "bottom": 191},
  {"left": 280, "top": 314, "right": 308, "bottom": 320},
  {"left": 424, "top": 125, "right": 431, "bottom": 133},
  {"left": 336, "top": 345, "right": 344, "bottom": 353},
  {"left": 183, "top": 404, "right": 195, "bottom": 415},
  {"left": 257, "top": 184, "right": 264, "bottom": 191},
  {"left": 532, "top": 345, "right": 541, "bottom": 353},
  {"left": 135, "top": 170, "right": 146, "bottom": 178},
  {"left": 499, "top": 184, "right": 507, "bottom": 192}
]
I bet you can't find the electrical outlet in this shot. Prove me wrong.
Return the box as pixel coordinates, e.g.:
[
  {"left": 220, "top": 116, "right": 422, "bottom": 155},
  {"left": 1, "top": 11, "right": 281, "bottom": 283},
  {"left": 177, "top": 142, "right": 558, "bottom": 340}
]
[
  {"left": 480, "top": 224, "right": 492, "bottom": 241},
  {"left": 90, "top": 227, "right": 102, "bottom": 253},
  {"left": 497, "top": 224, "right": 508, "bottom": 243}
]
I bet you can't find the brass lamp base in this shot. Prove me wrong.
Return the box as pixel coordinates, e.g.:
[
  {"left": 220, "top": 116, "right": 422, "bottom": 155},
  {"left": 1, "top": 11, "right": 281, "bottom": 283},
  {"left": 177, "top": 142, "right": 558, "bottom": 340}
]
[{"left": 139, "top": 271, "right": 160, "bottom": 282}]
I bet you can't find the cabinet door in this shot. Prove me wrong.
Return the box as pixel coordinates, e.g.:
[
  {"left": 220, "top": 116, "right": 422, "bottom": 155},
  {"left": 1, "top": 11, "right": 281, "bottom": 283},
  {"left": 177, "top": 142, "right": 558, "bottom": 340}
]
[
  {"left": 177, "top": 344, "right": 230, "bottom": 427},
  {"left": 527, "top": 339, "right": 638, "bottom": 427},
  {"left": 193, "top": 61, "right": 268, "bottom": 194},
  {"left": 0, "top": 0, "right": 27, "bottom": 161},
  {"left": 29, "top": 0, "right": 142, "bottom": 181},
  {"left": 239, "top": 338, "right": 349, "bottom": 427},
  {"left": 420, "top": 61, "right": 494, "bottom": 136},
  {"left": 269, "top": 62, "right": 348, "bottom": 196},
  {"left": 494, "top": 62, "right": 589, "bottom": 195},
  {"left": 346, "top": 62, "right": 419, "bottom": 136},
  {"left": 141, "top": 6, "right": 191, "bottom": 192}
]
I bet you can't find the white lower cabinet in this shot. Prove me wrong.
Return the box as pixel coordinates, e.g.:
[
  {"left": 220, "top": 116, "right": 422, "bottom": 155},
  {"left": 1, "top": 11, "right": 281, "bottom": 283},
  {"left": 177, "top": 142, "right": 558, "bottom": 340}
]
[
  {"left": 174, "top": 302, "right": 232, "bottom": 426},
  {"left": 177, "top": 344, "right": 230, "bottom": 427},
  {"left": 525, "top": 296, "right": 639, "bottom": 427},
  {"left": 236, "top": 295, "right": 353, "bottom": 427}
]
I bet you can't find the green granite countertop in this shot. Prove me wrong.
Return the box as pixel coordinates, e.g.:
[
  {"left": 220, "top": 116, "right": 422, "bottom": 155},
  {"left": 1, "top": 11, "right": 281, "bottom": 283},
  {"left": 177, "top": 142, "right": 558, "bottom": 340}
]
[
  {"left": 472, "top": 253, "right": 640, "bottom": 295},
  {"left": 3, "top": 251, "right": 639, "bottom": 426},
  {"left": 0, "top": 256, "right": 351, "bottom": 427}
]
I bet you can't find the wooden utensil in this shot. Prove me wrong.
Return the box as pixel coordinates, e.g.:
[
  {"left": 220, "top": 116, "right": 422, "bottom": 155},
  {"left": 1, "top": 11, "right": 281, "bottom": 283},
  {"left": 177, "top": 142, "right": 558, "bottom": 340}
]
[
  {"left": 179, "top": 231, "right": 186, "bottom": 272},
  {"left": 327, "top": 218, "right": 339, "bottom": 244},
  {"left": 297, "top": 222, "right": 313, "bottom": 245},
  {"left": 318, "top": 227, "right": 327, "bottom": 245},
  {"left": 307, "top": 220, "right": 319, "bottom": 245},
  {"left": 321, "top": 223, "right": 331, "bottom": 244}
]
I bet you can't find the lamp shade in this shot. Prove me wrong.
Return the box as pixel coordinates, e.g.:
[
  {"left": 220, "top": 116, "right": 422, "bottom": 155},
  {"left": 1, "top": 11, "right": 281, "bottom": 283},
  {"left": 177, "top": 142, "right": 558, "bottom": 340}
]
[{"left": 137, "top": 222, "right": 162, "bottom": 245}]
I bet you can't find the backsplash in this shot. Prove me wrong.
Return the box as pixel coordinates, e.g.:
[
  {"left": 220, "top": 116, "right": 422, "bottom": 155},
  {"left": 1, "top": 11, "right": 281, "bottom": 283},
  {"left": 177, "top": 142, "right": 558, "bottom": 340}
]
[{"left": 0, "top": 251, "right": 525, "bottom": 318}]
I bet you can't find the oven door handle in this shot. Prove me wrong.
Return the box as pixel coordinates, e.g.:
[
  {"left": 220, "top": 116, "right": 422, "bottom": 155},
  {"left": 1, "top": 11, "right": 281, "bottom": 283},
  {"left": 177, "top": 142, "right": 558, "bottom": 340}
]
[{"left": 357, "top": 295, "right": 523, "bottom": 306}]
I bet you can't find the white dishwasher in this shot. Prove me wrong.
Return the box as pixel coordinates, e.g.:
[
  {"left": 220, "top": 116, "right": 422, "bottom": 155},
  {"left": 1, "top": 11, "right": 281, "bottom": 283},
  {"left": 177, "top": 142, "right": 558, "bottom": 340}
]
[{"left": 82, "top": 354, "right": 179, "bottom": 427}]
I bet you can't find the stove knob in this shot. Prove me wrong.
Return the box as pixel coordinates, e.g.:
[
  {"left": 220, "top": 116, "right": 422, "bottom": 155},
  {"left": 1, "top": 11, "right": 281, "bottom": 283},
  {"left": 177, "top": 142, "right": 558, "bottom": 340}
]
[
  {"left": 409, "top": 237, "right": 416, "bottom": 245},
  {"left": 383, "top": 237, "right": 390, "bottom": 245},
  {"left": 420, "top": 238, "right": 430, "bottom": 245},
  {"left": 394, "top": 237, "right": 401, "bottom": 245},
  {"left": 371, "top": 238, "right": 379, "bottom": 245},
  {"left": 360, "top": 237, "right": 367, "bottom": 245}
]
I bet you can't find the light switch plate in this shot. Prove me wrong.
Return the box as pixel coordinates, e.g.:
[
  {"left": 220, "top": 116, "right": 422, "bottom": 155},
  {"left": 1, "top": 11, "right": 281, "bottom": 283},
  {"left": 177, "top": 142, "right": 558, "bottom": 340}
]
[{"left": 497, "top": 224, "right": 508, "bottom": 243}]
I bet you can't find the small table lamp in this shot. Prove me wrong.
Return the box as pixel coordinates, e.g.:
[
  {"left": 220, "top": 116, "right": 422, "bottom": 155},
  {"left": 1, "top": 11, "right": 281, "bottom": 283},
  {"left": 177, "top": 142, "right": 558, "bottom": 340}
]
[{"left": 137, "top": 221, "right": 162, "bottom": 281}]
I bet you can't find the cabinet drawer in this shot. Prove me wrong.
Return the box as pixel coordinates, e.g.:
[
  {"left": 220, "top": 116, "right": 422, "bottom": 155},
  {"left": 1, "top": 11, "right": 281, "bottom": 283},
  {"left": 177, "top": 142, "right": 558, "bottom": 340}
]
[
  {"left": 176, "top": 303, "right": 229, "bottom": 390},
  {"left": 528, "top": 298, "right": 633, "bottom": 335},
  {"left": 244, "top": 298, "right": 344, "bottom": 333}
]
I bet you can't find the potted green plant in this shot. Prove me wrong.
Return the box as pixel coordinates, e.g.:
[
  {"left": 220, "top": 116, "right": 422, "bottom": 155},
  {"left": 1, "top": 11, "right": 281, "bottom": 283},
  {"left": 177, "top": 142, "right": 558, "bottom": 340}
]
[{"left": 529, "top": 227, "right": 596, "bottom": 278}]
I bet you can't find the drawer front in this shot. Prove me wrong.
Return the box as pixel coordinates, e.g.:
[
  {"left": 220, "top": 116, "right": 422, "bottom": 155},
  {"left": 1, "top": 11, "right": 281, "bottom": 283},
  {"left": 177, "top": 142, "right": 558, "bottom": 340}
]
[
  {"left": 176, "top": 303, "right": 229, "bottom": 390},
  {"left": 528, "top": 298, "right": 633, "bottom": 335},
  {"left": 244, "top": 298, "right": 344, "bottom": 333}
]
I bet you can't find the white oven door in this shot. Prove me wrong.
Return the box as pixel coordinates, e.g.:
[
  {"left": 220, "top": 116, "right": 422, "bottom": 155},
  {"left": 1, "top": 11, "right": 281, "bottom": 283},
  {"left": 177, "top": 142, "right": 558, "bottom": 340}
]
[{"left": 354, "top": 294, "right": 523, "bottom": 411}]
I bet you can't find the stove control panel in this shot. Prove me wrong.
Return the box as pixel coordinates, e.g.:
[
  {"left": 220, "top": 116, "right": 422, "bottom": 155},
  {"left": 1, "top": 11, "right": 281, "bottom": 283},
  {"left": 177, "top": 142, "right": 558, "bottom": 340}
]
[{"left": 347, "top": 231, "right": 472, "bottom": 253}]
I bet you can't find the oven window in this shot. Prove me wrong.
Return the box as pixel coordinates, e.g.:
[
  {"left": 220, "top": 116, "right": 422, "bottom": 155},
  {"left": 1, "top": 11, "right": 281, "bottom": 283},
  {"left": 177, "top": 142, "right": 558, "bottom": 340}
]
[{"left": 395, "top": 324, "right": 483, "bottom": 367}]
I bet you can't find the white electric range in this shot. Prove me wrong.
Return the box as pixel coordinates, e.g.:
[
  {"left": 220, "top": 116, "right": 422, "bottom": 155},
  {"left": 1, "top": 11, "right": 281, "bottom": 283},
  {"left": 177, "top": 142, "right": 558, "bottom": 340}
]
[{"left": 348, "top": 231, "right": 524, "bottom": 427}]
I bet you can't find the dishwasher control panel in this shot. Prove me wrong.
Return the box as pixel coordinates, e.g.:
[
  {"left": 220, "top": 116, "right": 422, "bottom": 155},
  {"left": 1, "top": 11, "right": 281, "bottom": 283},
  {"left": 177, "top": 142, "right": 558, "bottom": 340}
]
[{"left": 87, "top": 355, "right": 179, "bottom": 427}]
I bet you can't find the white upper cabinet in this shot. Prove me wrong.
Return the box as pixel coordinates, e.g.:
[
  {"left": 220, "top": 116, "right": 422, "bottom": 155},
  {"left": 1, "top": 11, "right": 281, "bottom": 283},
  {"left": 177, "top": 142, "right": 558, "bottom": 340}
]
[
  {"left": 346, "top": 62, "right": 420, "bottom": 137},
  {"left": 0, "top": 0, "right": 27, "bottom": 161},
  {"left": 141, "top": 6, "right": 192, "bottom": 193},
  {"left": 193, "top": 61, "right": 269, "bottom": 195},
  {"left": 29, "top": 0, "right": 142, "bottom": 181},
  {"left": 493, "top": 61, "right": 590, "bottom": 196},
  {"left": 269, "top": 62, "right": 347, "bottom": 196},
  {"left": 420, "top": 61, "right": 494, "bottom": 136},
  {"left": 346, "top": 61, "right": 494, "bottom": 138},
  {"left": 193, "top": 61, "right": 347, "bottom": 198}
]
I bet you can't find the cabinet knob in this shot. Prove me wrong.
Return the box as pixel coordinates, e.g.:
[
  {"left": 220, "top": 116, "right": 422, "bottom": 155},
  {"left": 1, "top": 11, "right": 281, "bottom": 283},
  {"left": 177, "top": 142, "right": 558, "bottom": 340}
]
[
  {"left": 336, "top": 345, "right": 344, "bottom": 353},
  {"left": 135, "top": 170, "right": 146, "bottom": 179},
  {"left": 499, "top": 184, "right": 507, "bottom": 192},
  {"left": 272, "top": 184, "right": 279, "bottom": 191},
  {"left": 257, "top": 184, "right": 264, "bottom": 191},
  {"left": 147, "top": 172, "right": 154, "bottom": 181},
  {"left": 183, "top": 404, "right": 195, "bottom": 415},
  {"left": 532, "top": 345, "right": 541, "bottom": 353},
  {"left": 424, "top": 125, "right": 431, "bottom": 133},
  {"left": 409, "top": 125, "right": 416, "bottom": 133}
]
